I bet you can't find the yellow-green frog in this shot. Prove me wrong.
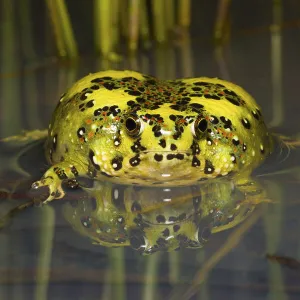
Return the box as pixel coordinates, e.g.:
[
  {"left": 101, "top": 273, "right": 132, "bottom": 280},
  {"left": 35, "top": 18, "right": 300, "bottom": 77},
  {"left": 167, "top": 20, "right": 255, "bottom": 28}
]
[{"left": 31, "top": 70, "right": 273, "bottom": 203}]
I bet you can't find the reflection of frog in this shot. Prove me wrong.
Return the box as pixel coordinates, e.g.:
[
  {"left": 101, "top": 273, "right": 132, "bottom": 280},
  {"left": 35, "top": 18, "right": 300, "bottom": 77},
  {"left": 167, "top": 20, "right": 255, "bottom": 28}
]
[
  {"left": 62, "top": 178, "right": 261, "bottom": 254},
  {"left": 28, "top": 70, "right": 273, "bottom": 203}
]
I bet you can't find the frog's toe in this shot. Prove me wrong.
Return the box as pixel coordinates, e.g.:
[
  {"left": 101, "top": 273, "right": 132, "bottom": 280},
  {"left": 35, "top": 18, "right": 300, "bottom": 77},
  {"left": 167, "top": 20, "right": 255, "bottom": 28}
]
[{"left": 30, "top": 176, "right": 65, "bottom": 204}]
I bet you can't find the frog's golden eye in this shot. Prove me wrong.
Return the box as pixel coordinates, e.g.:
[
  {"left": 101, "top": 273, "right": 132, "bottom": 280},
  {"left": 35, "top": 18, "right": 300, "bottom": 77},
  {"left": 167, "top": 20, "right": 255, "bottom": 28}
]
[
  {"left": 193, "top": 117, "right": 208, "bottom": 138},
  {"left": 125, "top": 114, "right": 142, "bottom": 137}
]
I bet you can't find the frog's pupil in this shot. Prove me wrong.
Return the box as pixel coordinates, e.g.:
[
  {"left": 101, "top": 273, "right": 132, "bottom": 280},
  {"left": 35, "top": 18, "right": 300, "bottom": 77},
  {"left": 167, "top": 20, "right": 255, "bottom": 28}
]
[
  {"left": 126, "top": 117, "right": 137, "bottom": 132},
  {"left": 197, "top": 119, "right": 208, "bottom": 132}
]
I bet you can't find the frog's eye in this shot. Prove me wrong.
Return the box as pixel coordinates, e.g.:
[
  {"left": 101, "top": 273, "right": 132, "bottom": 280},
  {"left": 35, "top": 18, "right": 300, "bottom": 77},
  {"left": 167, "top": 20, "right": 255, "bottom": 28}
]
[
  {"left": 192, "top": 117, "right": 208, "bottom": 138},
  {"left": 125, "top": 114, "right": 142, "bottom": 137}
]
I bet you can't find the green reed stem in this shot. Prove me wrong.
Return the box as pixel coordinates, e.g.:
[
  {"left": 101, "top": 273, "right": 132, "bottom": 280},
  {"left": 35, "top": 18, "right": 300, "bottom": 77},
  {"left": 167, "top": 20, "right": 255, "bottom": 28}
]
[
  {"left": 140, "top": 0, "right": 150, "bottom": 47},
  {"left": 111, "top": 0, "right": 121, "bottom": 49},
  {"left": 178, "top": 0, "right": 191, "bottom": 28},
  {"left": 0, "top": 0, "right": 21, "bottom": 137},
  {"left": 143, "top": 254, "right": 160, "bottom": 300},
  {"left": 120, "top": 0, "right": 129, "bottom": 38},
  {"left": 94, "top": 0, "right": 112, "bottom": 55},
  {"left": 55, "top": 0, "right": 78, "bottom": 58},
  {"left": 179, "top": 36, "right": 194, "bottom": 77},
  {"left": 110, "top": 248, "right": 126, "bottom": 300},
  {"left": 152, "top": 0, "right": 167, "bottom": 43},
  {"left": 214, "top": 0, "right": 231, "bottom": 42},
  {"left": 165, "top": 0, "right": 176, "bottom": 34},
  {"left": 19, "top": 0, "right": 40, "bottom": 129},
  {"left": 155, "top": 46, "right": 168, "bottom": 78},
  {"left": 264, "top": 181, "right": 287, "bottom": 300},
  {"left": 34, "top": 206, "right": 55, "bottom": 300},
  {"left": 128, "top": 0, "right": 140, "bottom": 51},
  {"left": 45, "top": 0, "right": 67, "bottom": 57},
  {"left": 269, "top": 0, "right": 283, "bottom": 127},
  {"left": 169, "top": 252, "right": 179, "bottom": 284}
]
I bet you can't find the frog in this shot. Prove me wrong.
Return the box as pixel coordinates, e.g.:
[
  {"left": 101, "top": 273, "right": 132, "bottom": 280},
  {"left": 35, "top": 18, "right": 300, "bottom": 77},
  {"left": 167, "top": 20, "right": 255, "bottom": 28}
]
[
  {"left": 63, "top": 177, "right": 258, "bottom": 254},
  {"left": 30, "top": 70, "right": 274, "bottom": 203}
]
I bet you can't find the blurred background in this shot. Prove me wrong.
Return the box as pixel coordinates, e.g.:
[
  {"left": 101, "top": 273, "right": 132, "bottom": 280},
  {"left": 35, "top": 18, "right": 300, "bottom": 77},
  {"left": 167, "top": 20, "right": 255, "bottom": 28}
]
[
  {"left": 1, "top": 1, "right": 300, "bottom": 300},
  {"left": 1, "top": 0, "right": 300, "bottom": 138}
]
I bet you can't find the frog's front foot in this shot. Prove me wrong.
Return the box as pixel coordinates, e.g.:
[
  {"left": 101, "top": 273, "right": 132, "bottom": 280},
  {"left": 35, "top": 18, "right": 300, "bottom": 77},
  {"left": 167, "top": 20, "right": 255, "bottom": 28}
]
[
  {"left": 30, "top": 161, "right": 82, "bottom": 204},
  {"left": 31, "top": 176, "right": 65, "bottom": 204}
]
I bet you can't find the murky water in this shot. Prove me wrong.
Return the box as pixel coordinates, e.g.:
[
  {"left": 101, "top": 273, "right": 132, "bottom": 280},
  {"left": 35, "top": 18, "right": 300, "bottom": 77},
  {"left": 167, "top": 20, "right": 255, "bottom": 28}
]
[{"left": 1, "top": 2, "right": 300, "bottom": 300}]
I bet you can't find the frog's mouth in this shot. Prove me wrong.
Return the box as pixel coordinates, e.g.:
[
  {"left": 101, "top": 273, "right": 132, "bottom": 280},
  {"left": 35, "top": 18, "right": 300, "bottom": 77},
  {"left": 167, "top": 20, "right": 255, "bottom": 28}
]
[
  {"left": 138, "top": 149, "right": 194, "bottom": 169},
  {"left": 140, "top": 149, "right": 193, "bottom": 159},
  {"left": 119, "top": 149, "right": 212, "bottom": 185}
]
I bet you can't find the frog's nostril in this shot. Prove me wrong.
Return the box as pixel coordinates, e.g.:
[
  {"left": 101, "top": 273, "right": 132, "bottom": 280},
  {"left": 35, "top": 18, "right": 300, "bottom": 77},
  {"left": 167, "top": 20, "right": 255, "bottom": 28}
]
[{"left": 154, "top": 154, "right": 163, "bottom": 162}]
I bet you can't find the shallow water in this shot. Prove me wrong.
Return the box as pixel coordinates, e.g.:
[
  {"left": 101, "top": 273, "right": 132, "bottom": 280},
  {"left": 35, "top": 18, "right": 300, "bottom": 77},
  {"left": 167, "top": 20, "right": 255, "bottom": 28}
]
[{"left": 1, "top": 2, "right": 300, "bottom": 300}]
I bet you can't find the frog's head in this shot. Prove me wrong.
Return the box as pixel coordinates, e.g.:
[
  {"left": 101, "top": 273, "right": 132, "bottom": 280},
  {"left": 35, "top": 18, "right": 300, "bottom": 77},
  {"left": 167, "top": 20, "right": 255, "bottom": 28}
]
[
  {"left": 88, "top": 102, "right": 241, "bottom": 185},
  {"left": 66, "top": 71, "right": 270, "bottom": 185}
]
